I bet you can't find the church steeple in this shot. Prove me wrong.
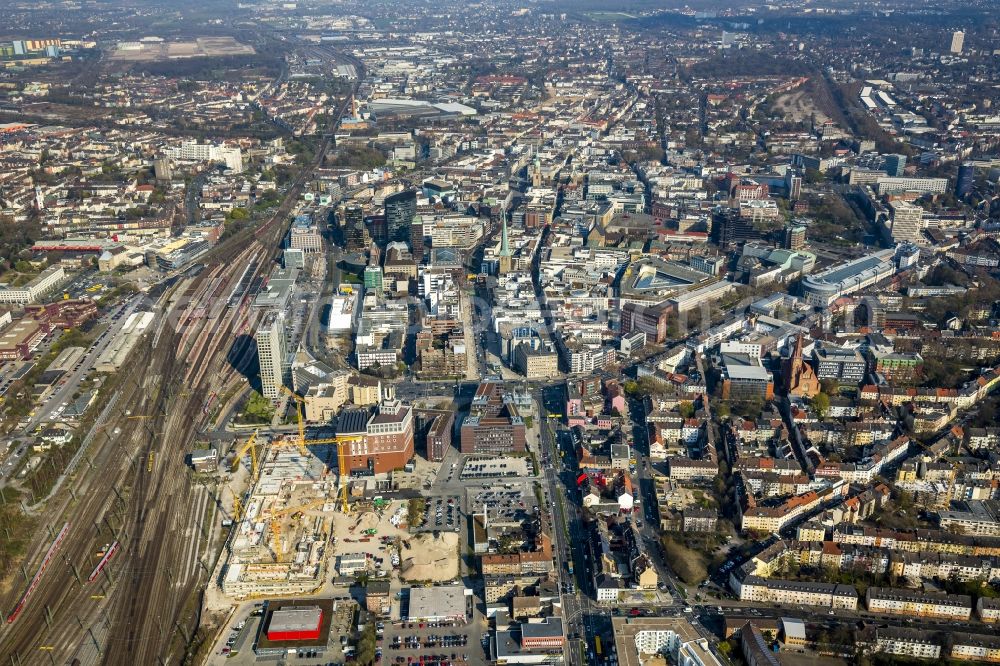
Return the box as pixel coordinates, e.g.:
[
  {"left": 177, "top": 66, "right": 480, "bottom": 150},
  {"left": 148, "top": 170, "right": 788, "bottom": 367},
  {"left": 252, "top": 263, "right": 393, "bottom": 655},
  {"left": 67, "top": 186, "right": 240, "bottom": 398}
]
[
  {"left": 500, "top": 214, "right": 511, "bottom": 257},
  {"left": 498, "top": 206, "right": 512, "bottom": 274},
  {"left": 784, "top": 334, "right": 820, "bottom": 398}
]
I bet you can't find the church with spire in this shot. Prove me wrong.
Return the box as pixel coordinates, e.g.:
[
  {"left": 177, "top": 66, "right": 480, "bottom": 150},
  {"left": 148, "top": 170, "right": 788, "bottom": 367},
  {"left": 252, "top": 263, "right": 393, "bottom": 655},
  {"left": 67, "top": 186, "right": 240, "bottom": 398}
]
[
  {"left": 498, "top": 207, "right": 513, "bottom": 275},
  {"left": 783, "top": 335, "right": 820, "bottom": 398},
  {"left": 530, "top": 153, "right": 542, "bottom": 188}
]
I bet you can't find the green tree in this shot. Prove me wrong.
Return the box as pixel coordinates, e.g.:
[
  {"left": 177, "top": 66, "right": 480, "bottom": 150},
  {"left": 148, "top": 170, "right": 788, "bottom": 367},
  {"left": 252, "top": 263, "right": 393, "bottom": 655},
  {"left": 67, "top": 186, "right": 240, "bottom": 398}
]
[
  {"left": 330, "top": 145, "right": 386, "bottom": 170},
  {"left": 356, "top": 621, "right": 377, "bottom": 665},
  {"left": 813, "top": 392, "right": 830, "bottom": 419},
  {"left": 243, "top": 391, "right": 274, "bottom": 423},
  {"left": 804, "top": 168, "right": 825, "bottom": 184},
  {"left": 820, "top": 378, "right": 839, "bottom": 396},
  {"left": 660, "top": 537, "right": 708, "bottom": 584},
  {"left": 679, "top": 401, "right": 695, "bottom": 419},
  {"left": 226, "top": 207, "right": 249, "bottom": 221}
]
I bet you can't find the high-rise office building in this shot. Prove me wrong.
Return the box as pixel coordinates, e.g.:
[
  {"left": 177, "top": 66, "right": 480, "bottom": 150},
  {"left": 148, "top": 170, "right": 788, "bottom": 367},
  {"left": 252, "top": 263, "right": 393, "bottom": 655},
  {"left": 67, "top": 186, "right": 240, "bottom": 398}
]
[
  {"left": 950, "top": 30, "right": 965, "bottom": 54},
  {"left": 784, "top": 224, "right": 807, "bottom": 250},
  {"left": 256, "top": 310, "right": 289, "bottom": 401},
  {"left": 368, "top": 215, "right": 387, "bottom": 246},
  {"left": 956, "top": 162, "right": 975, "bottom": 199},
  {"left": 153, "top": 157, "right": 172, "bottom": 182},
  {"left": 888, "top": 200, "right": 924, "bottom": 246},
  {"left": 409, "top": 215, "right": 424, "bottom": 262},
  {"left": 364, "top": 265, "right": 384, "bottom": 293},
  {"left": 786, "top": 173, "right": 802, "bottom": 200},
  {"left": 384, "top": 189, "right": 417, "bottom": 244},
  {"left": 883, "top": 154, "right": 907, "bottom": 178},
  {"left": 343, "top": 205, "right": 370, "bottom": 252},
  {"left": 713, "top": 209, "right": 763, "bottom": 246}
]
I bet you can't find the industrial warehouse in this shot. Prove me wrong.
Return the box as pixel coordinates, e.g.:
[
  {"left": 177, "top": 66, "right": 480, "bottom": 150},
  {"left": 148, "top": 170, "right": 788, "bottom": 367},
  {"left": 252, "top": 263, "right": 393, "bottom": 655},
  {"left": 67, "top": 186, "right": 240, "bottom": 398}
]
[
  {"left": 94, "top": 310, "right": 154, "bottom": 372},
  {"left": 253, "top": 598, "right": 336, "bottom": 658}
]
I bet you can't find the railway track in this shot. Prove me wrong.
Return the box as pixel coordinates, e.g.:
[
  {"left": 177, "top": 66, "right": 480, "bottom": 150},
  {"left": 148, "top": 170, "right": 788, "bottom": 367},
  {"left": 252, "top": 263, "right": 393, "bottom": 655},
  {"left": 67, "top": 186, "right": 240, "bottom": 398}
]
[
  {"left": 0, "top": 339, "right": 164, "bottom": 661},
  {"left": 0, "top": 63, "right": 345, "bottom": 665},
  {"left": 94, "top": 211, "right": 299, "bottom": 663},
  {"left": 1, "top": 269, "right": 255, "bottom": 664}
]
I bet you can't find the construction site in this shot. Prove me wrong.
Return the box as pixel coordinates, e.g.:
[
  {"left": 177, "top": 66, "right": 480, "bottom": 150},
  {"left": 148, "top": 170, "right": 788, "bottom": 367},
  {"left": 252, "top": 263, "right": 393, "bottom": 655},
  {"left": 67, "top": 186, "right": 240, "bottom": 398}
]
[
  {"left": 220, "top": 435, "right": 338, "bottom": 599},
  {"left": 217, "top": 424, "right": 461, "bottom": 600},
  {"left": 330, "top": 503, "right": 460, "bottom": 583}
]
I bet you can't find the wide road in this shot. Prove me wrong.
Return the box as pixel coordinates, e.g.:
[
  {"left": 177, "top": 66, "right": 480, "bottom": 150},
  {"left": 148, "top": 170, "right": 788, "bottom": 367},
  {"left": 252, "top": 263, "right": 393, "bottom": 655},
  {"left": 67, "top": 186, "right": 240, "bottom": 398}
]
[{"left": 535, "top": 386, "right": 601, "bottom": 666}]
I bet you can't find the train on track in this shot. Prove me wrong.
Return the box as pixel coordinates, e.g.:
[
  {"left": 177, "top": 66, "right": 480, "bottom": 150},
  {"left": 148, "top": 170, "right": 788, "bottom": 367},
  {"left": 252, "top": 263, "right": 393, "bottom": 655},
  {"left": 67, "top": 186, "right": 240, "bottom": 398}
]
[
  {"left": 88, "top": 541, "right": 120, "bottom": 583},
  {"left": 6, "top": 522, "right": 71, "bottom": 624}
]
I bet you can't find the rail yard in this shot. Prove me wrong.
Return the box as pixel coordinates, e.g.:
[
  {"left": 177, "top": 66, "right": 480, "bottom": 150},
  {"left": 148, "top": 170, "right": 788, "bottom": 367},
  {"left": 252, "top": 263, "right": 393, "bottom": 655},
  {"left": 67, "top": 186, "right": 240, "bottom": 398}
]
[
  {"left": 0, "top": 132, "right": 335, "bottom": 665},
  {"left": 9, "top": 2, "right": 1000, "bottom": 666}
]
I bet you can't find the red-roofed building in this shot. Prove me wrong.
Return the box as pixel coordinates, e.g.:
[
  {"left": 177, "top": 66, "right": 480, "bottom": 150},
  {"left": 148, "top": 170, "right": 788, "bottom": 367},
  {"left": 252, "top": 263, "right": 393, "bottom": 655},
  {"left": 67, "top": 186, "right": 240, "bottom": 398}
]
[{"left": 266, "top": 606, "right": 322, "bottom": 642}]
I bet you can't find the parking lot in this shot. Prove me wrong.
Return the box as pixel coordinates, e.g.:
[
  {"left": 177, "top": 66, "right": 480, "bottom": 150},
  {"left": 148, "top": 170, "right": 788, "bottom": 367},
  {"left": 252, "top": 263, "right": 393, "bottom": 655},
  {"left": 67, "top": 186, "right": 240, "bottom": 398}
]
[
  {"left": 417, "top": 495, "right": 461, "bottom": 533},
  {"left": 459, "top": 456, "right": 530, "bottom": 480},
  {"left": 219, "top": 606, "right": 263, "bottom": 659},
  {"left": 467, "top": 485, "right": 538, "bottom": 522},
  {"left": 379, "top": 614, "right": 490, "bottom": 666}
]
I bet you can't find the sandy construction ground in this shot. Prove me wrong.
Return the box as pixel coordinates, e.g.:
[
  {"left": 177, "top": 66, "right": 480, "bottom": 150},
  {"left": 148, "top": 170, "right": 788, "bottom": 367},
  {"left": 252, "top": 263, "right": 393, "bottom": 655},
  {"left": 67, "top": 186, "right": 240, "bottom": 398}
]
[
  {"left": 774, "top": 90, "right": 831, "bottom": 125},
  {"left": 329, "top": 500, "right": 460, "bottom": 583},
  {"left": 399, "top": 532, "right": 459, "bottom": 582}
]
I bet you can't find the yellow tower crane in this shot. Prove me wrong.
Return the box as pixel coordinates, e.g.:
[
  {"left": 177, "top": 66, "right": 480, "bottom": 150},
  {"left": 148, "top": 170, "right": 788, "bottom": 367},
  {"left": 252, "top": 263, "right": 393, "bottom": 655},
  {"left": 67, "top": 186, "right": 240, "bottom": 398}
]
[
  {"left": 230, "top": 428, "right": 262, "bottom": 476},
  {"left": 269, "top": 497, "right": 329, "bottom": 562},
  {"left": 280, "top": 387, "right": 310, "bottom": 457},
  {"left": 228, "top": 429, "right": 264, "bottom": 524},
  {"left": 279, "top": 387, "right": 354, "bottom": 512}
]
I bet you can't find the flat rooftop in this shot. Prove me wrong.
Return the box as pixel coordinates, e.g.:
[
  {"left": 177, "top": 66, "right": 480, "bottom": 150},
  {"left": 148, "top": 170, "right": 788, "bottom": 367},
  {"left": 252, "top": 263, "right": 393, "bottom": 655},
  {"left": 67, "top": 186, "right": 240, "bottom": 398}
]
[
  {"left": 269, "top": 606, "right": 322, "bottom": 633},
  {"left": 0, "top": 319, "right": 43, "bottom": 350},
  {"left": 521, "top": 617, "right": 563, "bottom": 640},
  {"left": 613, "top": 616, "right": 721, "bottom": 666},
  {"left": 336, "top": 408, "right": 369, "bottom": 435},
  {"left": 254, "top": 598, "right": 335, "bottom": 653},
  {"left": 407, "top": 585, "right": 469, "bottom": 621},
  {"left": 812, "top": 251, "right": 894, "bottom": 286}
]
